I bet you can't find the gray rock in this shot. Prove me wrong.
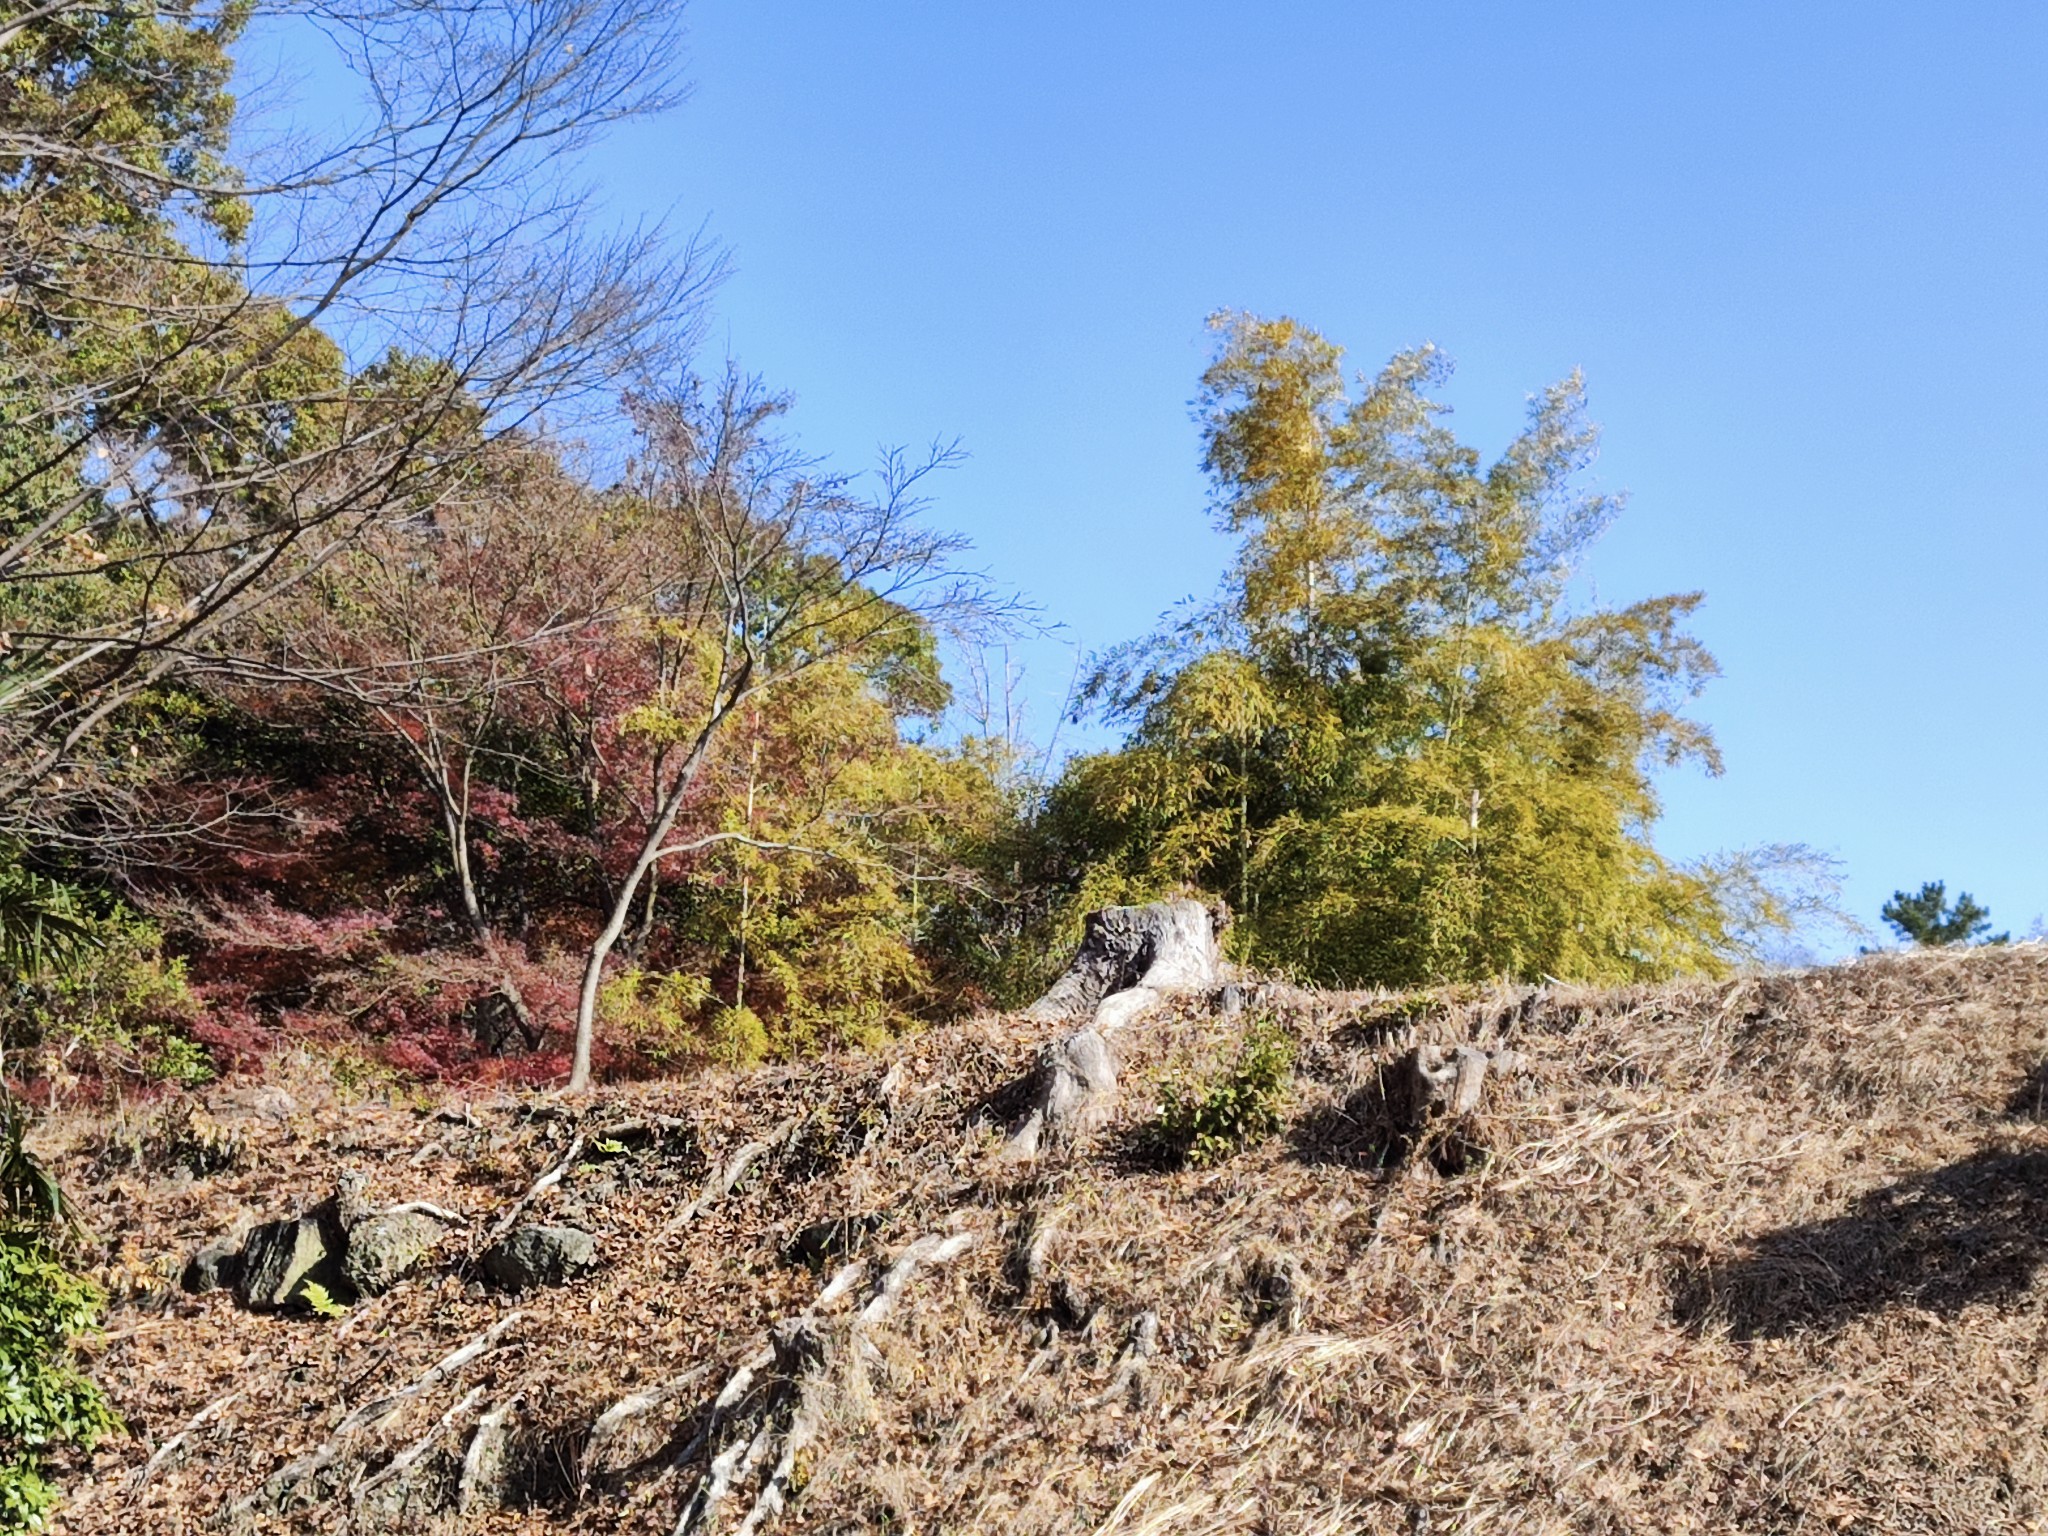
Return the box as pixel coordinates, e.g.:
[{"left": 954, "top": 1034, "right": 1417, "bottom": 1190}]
[
  {"left": 342, "top": 1210, "right": 447, "bottom": 1296},
  {"left": 481, "top": 1224, "right": 597, "bottom": 1290},
  {"left": 237, "top": 1200, "right": 349, "bottom": 1310},
  {"left": 181, "top": 1234, "right": 245, "bottom": 1295},
  {"left": 459, "top": 1400, "right": 520, "bottom": 1514}
]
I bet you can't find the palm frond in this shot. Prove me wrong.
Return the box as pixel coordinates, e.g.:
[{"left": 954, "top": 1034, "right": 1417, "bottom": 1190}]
[
  {"left": 0, "top": 859, "right": 91, "bottom": 980},
  {"left": 0, "top": 1091, "right": 65, "bottom": 1227}
]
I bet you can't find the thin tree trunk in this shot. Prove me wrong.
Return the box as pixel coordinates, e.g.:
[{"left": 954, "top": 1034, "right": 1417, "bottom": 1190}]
[
  {"left": 621, "top": 868, "right": 660, "bottom": 965},
  {"left": 439, "top": 750, "right": 543, "bottom": 1051},
  {"left": 734, "top": 734, "right": 759, "bottom": 1014},
  {"left": 568, "top": 693, "right": 738, "bottom": 1090},
  {"left": 572, "top": 837, "right": 669, "bottom": 1091}
]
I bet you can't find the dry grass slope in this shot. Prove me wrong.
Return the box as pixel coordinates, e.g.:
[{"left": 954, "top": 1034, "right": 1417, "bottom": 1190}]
[{"left": 36, "top": 944, "right": 2048, "bottom": 1534}]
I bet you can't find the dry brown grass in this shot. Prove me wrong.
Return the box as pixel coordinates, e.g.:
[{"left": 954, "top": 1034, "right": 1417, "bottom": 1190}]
[{"left": 36, "top": 944, "right": 2048, "bottom": 1534}]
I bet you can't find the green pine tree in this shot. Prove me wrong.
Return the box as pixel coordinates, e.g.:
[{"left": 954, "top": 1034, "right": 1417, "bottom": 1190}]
[{"left": 1881, "top": 881, "right": 2007, "bottom": 947}]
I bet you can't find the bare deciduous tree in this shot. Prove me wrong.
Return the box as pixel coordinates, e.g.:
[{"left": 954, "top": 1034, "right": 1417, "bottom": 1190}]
[{"left": 0, "top": 0, "right": 720, "bottom": 852}]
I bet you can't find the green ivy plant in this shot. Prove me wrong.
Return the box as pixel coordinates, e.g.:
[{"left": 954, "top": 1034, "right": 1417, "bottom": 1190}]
[{"left": 0, "top": 1096, "right": 118, "bottom": 1530}]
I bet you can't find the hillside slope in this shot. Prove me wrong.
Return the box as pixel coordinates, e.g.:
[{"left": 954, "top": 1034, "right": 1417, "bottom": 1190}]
[{"left": 37, "top": 945, "right": 2048, "bottom": 1535}]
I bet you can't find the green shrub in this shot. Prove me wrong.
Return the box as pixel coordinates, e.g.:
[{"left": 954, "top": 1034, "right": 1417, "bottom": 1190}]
[
  {"left": 598, "top": 968, "right": 715, "bottom": 1066},
  {"left": 0, "top": 1233, "right": 119, "bottom": 1530},
  {"left": 3, "top": 907, "right": 207, "bottom": 1085},
  {"left": 0, "top": 1099, "right": 62, "bottom": 1231},
  {"left": 0, "top": 1097, "right": 118, "bottom": 1529},
  {"left": 597, "top": 971, "right": 770, "bottom": 1068},
  {"left": 1155, "top": 1022, "right": 1294, "bottom": 1168},
  {"left": 707, "top": 1003, "right": 769, "bottom": 1069}
]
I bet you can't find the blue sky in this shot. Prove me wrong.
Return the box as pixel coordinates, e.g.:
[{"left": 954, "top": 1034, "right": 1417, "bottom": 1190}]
[{"left": 258, "top": 3, "right": 2048, "bottom": 943}]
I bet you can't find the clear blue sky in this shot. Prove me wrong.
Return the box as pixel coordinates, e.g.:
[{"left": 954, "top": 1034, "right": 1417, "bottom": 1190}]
[{"left": 270, "top": 3, "right": 2048, "bottom": 943}]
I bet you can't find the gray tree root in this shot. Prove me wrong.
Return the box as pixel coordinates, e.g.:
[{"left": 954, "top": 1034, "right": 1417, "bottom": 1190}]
[
  {"left": 348, "top": 1383, "right": 484, "bottom": 1520},
  {"left": 127, "top": 1387, "right": 244, "bottom": 1496},
  {"left": 580, "top": 1365, "right": 713, "bottom": 1495},
  {"left": 661, "top": 1113, "right": 804, "bottom": 1239},
  {"left": 481, "top": 1134, "right": 586, "bottom": 1250},
  {"left": 1087, "top": 1309, "right": 1160, "bottom": 1409},
  {"left": 226, "top": 1312, "right": 523, "bottom": 1523},
  {"left": 457, "top": 1397, "right": 521, "bottom": 1517},
  {"left": 672, "top": 1229, "right": 978, "bottom": 1535},
  {"left": 1006, "top": 899, "right": 1229, "bottom": 1159}
]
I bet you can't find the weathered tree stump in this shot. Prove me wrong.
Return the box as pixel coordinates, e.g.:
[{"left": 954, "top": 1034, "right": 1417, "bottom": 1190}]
[
  {"left": 1390, "top": 1044, "right": 1492, "bottom": 1129},
  {"left": 1023, "top": 900, "right": 1227, "bottom": 1021},
  {"left": 1005, "top": 899, "right": 1229, "bottom": 1159},
  {"left": 1385, "top": 1043, "right": 1529, "bottom": 1165}
]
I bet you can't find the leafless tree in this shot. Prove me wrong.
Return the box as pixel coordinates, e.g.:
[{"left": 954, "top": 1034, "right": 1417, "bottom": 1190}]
[{"left": 0, "top": 0, "right": 720, "bottom": 852}]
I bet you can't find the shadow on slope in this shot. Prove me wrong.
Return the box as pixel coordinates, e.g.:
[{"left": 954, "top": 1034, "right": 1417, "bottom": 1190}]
[
  {"left": 1287, "top": 1077, "right": 1489, "bottom": 1176},
  {"left": 1675, "top": 1148, "right": 2048, "bottom": 1339},
  {"left": 2007, "top": 1059, "right": 2048, "bottom": 1121}
]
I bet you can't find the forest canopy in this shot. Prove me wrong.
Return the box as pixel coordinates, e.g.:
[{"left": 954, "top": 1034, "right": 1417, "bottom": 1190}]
[{"left": 0, "top": 11, "right": 1818, "bottom": 1106}]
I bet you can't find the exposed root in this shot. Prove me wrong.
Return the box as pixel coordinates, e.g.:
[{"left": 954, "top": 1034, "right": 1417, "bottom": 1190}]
[
  {"left": 861, "top": 1231, "right": 978, "bottom": 1325},
  {"left": 346, "top": 1382, "right": 484, "bottom": 1523},
  {"left": 580, "top": 1364, "right": 713, "bottom": 1494},
  {"left": 126, "top": 1386, "right": 243, "bottom": 1495},
  {"left": 381, "top": 1199, "right": 464, "bottom": 1224},
  {"left": 667, "top": 1231, "right": 975, "bottom": 1534},
  {"left": 664, "top": 1323, "right": 813, "bottom": 1532},
  {"left": 225, "top": 1311, "right": 523, "bottom": 1521},
  {"left": 732, "top": 1414, "right": 811, "bottom": 1536},
  {"left": 675, "top": 1419, "right": 774, "bottom": 1536},
  {"left": 456, "top": 1396, "right": 521, "bottom": 1517},
  {"left": 1088, "top": 1310, "right": 1160, "bottom": 1410},
  {"left": 483, "top": 1134, "right": 585, "bottom": 1249},
  {"left": 662, "top": 1113, "right": 803, "bottom": 1238}
]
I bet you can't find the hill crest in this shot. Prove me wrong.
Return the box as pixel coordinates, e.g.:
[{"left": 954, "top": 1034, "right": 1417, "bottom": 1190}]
[{"left": 37, "top": 943, "right": 2048, "bottom": 1534}]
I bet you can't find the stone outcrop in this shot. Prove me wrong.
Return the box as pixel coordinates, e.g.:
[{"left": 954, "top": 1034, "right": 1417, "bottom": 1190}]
[
  {"left": 480, "top": 1223, "right": 598, "bottom": 1290},
  {"left": 179, "top": 1232, "right": 246, "bottom": 1296},
  {"left": 191, "top": 1182, "right": 454, "bottom": 1311},
  {"left": 342, "top": 1210, "right": 449, "bottom": 1296},
  {"left": 236, "top": 1198, "right": 351, "bottom": 1311}
]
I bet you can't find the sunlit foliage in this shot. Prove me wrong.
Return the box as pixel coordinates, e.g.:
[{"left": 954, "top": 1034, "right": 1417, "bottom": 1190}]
[{"left": 1039, "top": 313, "right": 1807, "bottom": 987}]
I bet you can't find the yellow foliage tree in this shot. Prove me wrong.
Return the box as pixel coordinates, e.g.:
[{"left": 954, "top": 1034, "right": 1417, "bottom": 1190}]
[{"left": 1044, "top": 312, "right": 1814, "bottom": 988}]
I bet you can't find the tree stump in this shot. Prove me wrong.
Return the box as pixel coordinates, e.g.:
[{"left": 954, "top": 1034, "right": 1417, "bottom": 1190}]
[
  {"left": 1023, "top": 900, "right": 1227, "bottom": 1021},
  {"left": 1384, "top": 1043, "right": 1529, "bottom": 1167},
  {"left": 1390, "top": 1044, "right": 1493, "bottom": 1130},
  {"left": 1004, "top": 899, "right": 1229, "bottom": 1159}
]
